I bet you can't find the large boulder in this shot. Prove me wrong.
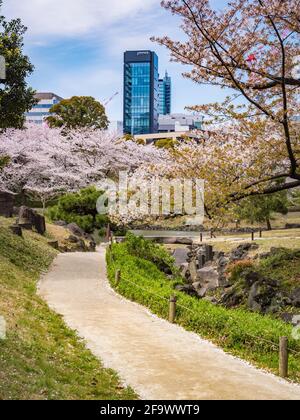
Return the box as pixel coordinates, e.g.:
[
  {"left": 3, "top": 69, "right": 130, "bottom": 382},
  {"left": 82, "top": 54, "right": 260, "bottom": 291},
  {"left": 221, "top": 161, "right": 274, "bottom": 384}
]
[
  {"left": 173, "top": 248, "right": 189, "bottom": 267},
  {"left": 0, "top": 192, "right": 14, "bottom": 217},
  {"left": 230, "top": 243, "right": 259, "bottom": 261},
  {"left": 290, "top": 288, "right": 300, "bottom": 308},
  {"left": 220, "top": 287, "right": 244, "bottom": 308},
  {"left": 196, "top": 266, "right": 219, "bottom": 289},
  {"left": 175, "top": 284, "right": 198, "bottom": 297},
  {"left": 67, "top": 223, "right": 85, "bottom": 238},
  {"left": 192, "top": 282, "right": 209, "bottom": 298},
  {"left": 247, "top": 278, "right": 279, "bottom": 313},
  {"left": 188, "top": 260, "right": 198, "bottom": 282},
  {"left": 17, "top": 206, "right": 46, "bottom": 235}
]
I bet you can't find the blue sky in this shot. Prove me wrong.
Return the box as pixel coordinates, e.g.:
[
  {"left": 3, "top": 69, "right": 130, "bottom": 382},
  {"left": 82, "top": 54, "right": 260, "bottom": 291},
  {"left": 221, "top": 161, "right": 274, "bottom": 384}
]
[{"left": 3, "top": 0, "right": 229, "bottom": 121}]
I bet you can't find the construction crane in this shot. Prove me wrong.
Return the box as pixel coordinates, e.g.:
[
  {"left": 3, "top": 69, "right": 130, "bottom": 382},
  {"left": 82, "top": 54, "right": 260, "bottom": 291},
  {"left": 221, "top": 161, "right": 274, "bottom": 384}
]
[{"left": 103, "top": 91, "right": 119, "bottom": 107}]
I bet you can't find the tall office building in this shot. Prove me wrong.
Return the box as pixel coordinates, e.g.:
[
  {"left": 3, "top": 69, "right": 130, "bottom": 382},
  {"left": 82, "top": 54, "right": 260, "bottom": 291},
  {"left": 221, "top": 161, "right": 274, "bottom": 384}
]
[
  {"left": 25, "top": 92, "right": 63, "bottom": 125},
  {"left": 158, "top": 71, "right": 171, "bottom": 115},
  {"left": 124, "top": 51, "right": 159, "bottom": 135}
]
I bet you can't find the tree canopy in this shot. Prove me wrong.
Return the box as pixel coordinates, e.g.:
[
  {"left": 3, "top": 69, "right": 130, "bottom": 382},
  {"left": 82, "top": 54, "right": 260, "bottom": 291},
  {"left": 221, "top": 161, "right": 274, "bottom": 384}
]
[
  {"left": 150, "top": 0, "right": 300, "bottom": 222},
  {"left": 235, "top": 191, "right": 290, "bottom": 230},
  {"left": 0, "top": 0, "right": 36, "bottom": 129},
  {"left": 46, "top": 96, "right": 109, "bottom": 130}
]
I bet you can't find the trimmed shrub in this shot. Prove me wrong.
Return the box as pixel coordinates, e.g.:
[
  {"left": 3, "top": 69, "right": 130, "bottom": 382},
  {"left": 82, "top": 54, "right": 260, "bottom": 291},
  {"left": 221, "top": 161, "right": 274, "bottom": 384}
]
[{"left": 47, "top": 187, "right": 108, "bottom": 233}]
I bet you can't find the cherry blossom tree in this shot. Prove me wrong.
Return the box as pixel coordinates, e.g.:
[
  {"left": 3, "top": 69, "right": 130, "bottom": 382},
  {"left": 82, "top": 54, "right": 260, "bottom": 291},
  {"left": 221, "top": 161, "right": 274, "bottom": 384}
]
[
  {"left": 153, "top": 0, "right": 300, "bottom": 213},
  {"left": 0, "top": 125, "right": 165, "bottom": 209}
]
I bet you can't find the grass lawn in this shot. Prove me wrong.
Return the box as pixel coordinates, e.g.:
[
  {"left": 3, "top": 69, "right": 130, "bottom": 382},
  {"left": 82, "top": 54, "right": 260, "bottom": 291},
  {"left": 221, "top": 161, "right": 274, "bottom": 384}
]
[
  {"left": 204, "top": 228, "right": 300, "bottom": 254},
  {"left": 0, "top": 217, "right": 136, "bottom": 400}
]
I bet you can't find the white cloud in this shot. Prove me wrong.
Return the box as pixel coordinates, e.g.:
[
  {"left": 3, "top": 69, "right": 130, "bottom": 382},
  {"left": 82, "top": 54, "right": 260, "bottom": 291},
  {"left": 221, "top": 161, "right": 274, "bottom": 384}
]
[{"left": 3, "top": 0, "right": 158, "bottom": 38}]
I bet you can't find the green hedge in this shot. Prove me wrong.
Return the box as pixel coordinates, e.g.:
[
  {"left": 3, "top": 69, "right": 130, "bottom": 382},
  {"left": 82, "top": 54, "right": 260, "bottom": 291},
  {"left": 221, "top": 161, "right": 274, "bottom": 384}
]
[{"left": 107, "top": 239, "right": 300, "bottom": 382}]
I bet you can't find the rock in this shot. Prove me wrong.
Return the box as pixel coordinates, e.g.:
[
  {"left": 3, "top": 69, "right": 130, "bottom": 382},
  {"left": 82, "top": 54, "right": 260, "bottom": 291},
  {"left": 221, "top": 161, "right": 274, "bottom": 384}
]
[
  {"left": 290, "top": 288, "right": 300, "bottom": 308},
  {"left": 34, "top": 213, "right": 46, "bottom": 235},
  {"left": 48, "top": 240, "right": 59, "bottom": 250},
  {"left": 230, "top": 243, "right": 259, "bottom": 261},
  {"left": 9, "top": 225, "right": 22, "bottom": 237},
  {"left": 281, "top": 313, "right": 294, "bottom": 324},
  {"left": 68, "top": 235, "right": 80, "bottom": 243},
  {"left": 196, "top": 266, "right": 219, "bottom": 289},
  {"left": 198, "top": 253, "right": 206, "bottom": 268},
  {"left": 175, "top": 284, "right": 198, "bottom": 297},
  {"left": 18, "top": 223, "right": 33, "bottom": 230},
  {"left": 88, "top": 241, "right": 96, "bottom": 252},
  {"left": 12, "top": 206, "right": 20, "bottom": 216},
  {"left": 54, "top": 220, "right": 67, "bottom": 227},
  {"left": 192, "top": 282, "right": 208, "bottom": 298},
  {"left": 179, "top": 263, "right": 189, "bottom": 278},
  {"left": 220, "top": 288, "right": 244, "bottom": 308},
  {"left": 67, "top": 223, "right": 85, "bottom": 238},
  {"left": 247, "top": 280, "right": 279, "bottom": 313},
  {"left": 17, "top": 206, "right": 46, "bottom": 235},
  {"left": 188, "top": 260, "right": 198, "bottom": 282},
  {"left": 203, "top": 296, "right": 218, "bottom": 305},
  {"left": 204, "top": 245, "right": 214, "bottom": 262},
  {"left": 175, "top": 237, "right": 193, "bottom": 245},
  {"left": 245, "top": 271, "right": 263, "bottom": 288},
  {"left": 173, "top": 248, "right": 189, "bottom": 267},
  {"left": 0, "top": 191, "right": 14, "bottom": 217}
]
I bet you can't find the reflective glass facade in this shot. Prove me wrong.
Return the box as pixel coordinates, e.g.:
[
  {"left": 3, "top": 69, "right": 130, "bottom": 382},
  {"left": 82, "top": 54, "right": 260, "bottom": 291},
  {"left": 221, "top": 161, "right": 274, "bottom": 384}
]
[
  {"left": 158, "top": 71, "right": 171, "bottom": 115},
  {"left": 124, "top": 51, "right": 158, "bottom": 135}
]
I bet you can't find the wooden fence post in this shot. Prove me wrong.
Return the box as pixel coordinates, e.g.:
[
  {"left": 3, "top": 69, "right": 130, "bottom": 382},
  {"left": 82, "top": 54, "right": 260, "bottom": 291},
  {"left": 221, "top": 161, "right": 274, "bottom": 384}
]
[
  {"left": 115, "top": 269, "right": 121, "bottom": 286},
  {"left": 259, "top": 230, "right": 262, "bottom": 238},
  {"left": 279, "top": 336, "right": 288, "bottom": 378},
  {"left": 169, "top": 295, "right": 177, "bottom": 324},
  {"left": 251, "top": 231, "right": 255, "bottom": 241},
  {"left": 200, "top": 233, "right": 203, "bottom": 243}
]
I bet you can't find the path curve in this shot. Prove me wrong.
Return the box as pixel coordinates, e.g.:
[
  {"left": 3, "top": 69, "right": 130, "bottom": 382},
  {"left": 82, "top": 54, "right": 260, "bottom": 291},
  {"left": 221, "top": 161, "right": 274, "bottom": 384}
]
[{"left": 38, "top": 248, "right": 300, "bottom": 400}]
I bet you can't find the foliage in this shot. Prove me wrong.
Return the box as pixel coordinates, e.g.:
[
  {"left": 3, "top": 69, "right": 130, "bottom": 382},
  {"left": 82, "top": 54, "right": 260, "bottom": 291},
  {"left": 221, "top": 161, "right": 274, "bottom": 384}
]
[
  {"left": 291, "top": 190, "right": 300, "bottom": 207},
  {"left": 107, "top": 239, "right": 300, "bottom": 382},
  {"left": 151, "top": 0, "right": 300, "bottom": 223},
  {"left": 125, "top": 233, "right": 177, "bottom": 274},
  {"left": 155, "top": 138, "right": 178, "bottom": 149},
  {"left": 226, "top": 260, "right": 255, "bottom": 283},
  {"left": 0, "top": 1, "right": 36, "bottom": 129},
  {"left": 0, "top": 154, "right": 8, "bottom": 170},
  {"left": 0, "top": 218, "right": 136, "bottom": 400},
  {"left": 0, "top": 125, "right": 165, "bottom": 205},
  {"left": 47, "top": 187, "right": 108, "bottom": 233},
  {"left": 46, "top": 96, "right": 109, "bottom": 130},
  {"left": 235, "top": 191, "right": 290, "bottom": 230},
  {"left": 258, "top": 248, "right": 300, "bottom": 292}
]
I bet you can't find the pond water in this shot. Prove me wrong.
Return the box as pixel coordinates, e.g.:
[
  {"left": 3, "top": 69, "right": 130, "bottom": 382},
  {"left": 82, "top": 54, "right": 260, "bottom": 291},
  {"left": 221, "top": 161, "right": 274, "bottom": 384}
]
[{"left": 131, "top": 230, "right": 201, "bottom": 238}]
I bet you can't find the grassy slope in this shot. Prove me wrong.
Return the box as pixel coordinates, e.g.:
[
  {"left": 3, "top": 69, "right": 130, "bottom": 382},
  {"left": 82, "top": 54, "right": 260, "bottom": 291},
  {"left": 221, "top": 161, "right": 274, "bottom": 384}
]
[
  {"left": 107, "top": 242, "right": 300, "bottom": 383},
  {"left": 0, "top": 218, "right": 136, "bottom": 400}
]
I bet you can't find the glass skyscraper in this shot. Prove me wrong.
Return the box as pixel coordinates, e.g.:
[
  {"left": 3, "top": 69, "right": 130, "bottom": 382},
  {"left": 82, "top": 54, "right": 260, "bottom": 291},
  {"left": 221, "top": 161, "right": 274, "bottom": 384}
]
[
  {"left": 158, "top": 71, "right": 172, "bottom": 115},
  {"left": 124, "top": 51, "right": 159, "bottom": 135}
]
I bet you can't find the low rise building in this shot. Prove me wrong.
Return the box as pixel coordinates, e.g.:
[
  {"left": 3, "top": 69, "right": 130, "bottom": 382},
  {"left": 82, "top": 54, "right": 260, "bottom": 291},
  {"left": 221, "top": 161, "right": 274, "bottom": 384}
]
[
  {"left": 25, "top": 92, "right": 64, "bottom": 125},
  {"left": 158, "top": 113, "right": 204, "bottom": 133}
]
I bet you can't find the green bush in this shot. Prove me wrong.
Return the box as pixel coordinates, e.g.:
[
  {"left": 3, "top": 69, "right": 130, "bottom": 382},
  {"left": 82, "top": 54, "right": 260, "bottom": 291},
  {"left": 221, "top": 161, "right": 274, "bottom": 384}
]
[
  {"left": 106, "top": 236, "right": 300, "bottom": 382},
  {"left": 125, "top": 232, "right": 177, "bottom": 274},
  {"left": 47, "top": 187, "right": 108, "bottom": 233}
]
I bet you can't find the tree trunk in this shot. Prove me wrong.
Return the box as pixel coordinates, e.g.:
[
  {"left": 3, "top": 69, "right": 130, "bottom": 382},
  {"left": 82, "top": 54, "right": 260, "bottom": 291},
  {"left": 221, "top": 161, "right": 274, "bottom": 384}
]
[{"left": 266, "top": 217, "right": 272, "bottom": 231}]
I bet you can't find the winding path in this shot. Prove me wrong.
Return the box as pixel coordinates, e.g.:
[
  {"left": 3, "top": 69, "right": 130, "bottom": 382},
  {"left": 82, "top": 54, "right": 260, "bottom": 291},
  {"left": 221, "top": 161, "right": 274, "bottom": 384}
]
[{"left": 38, "top": 247, "right": 300, "bottom": 400}]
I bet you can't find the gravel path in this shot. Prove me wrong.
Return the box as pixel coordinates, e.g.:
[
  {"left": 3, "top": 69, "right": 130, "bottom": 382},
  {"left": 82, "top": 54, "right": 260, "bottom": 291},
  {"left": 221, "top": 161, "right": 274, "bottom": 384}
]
[{"left": 38, "top": 247, "right": 300, "bottom": 400}]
